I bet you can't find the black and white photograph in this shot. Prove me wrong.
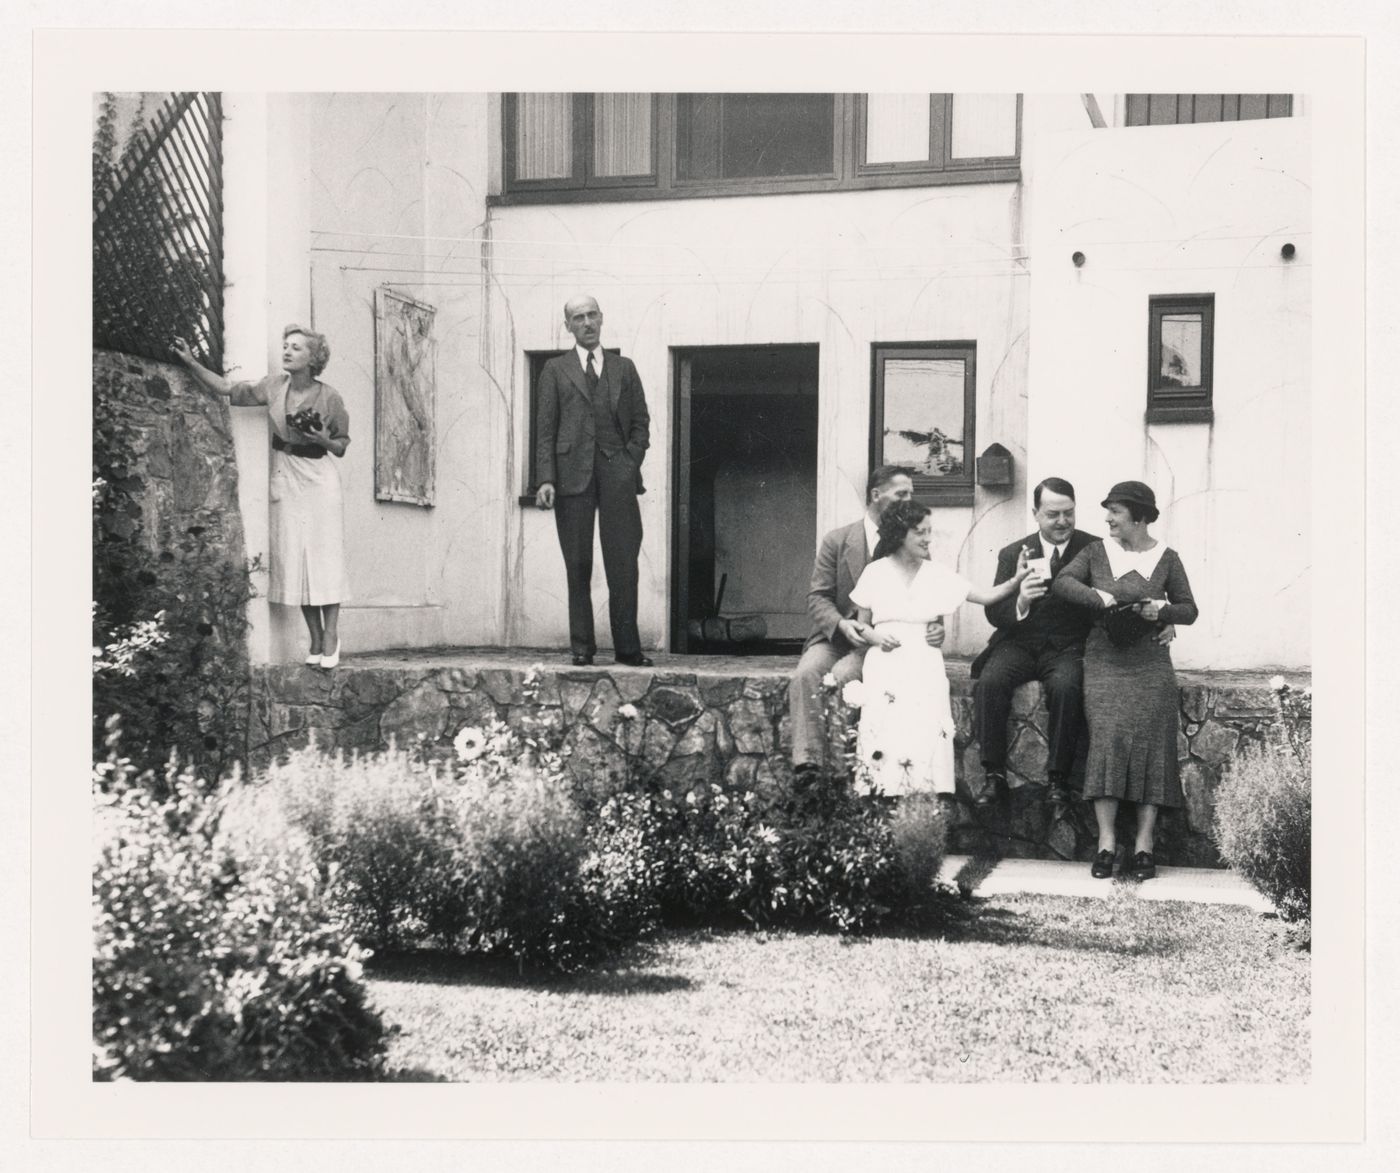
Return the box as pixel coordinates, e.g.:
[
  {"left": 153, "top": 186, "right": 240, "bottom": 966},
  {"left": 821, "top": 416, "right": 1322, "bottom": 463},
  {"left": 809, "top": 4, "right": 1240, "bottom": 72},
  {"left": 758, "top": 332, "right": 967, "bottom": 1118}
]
[{"left": 16, "top": 6, "right": 1387, "bottom": 1168}]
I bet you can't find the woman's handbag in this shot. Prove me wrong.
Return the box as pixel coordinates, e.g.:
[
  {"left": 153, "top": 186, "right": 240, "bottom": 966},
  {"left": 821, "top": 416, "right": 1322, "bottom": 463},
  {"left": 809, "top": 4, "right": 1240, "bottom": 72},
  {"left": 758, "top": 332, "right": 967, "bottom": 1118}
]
[{"left": 1102, "top": 601, "right": 1158, "bottom": 648}]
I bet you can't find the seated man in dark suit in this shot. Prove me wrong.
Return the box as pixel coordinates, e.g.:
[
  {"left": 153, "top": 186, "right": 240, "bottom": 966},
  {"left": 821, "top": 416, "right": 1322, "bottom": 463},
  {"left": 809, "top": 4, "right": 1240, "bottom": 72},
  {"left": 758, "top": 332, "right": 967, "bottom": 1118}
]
[{"left": 971, "top": 477, "right": 1100, "bottom": 811}]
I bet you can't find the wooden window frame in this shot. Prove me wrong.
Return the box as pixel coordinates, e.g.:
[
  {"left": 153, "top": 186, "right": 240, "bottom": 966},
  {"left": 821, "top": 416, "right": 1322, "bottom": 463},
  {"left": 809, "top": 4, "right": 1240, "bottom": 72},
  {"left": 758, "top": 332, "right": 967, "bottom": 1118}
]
[
  {"left": 503, "top": 94, "right": 660, "bottom": 195},
  {"left": 870, "top": 341, "right": 978, "bottom": 507},
  {"left": 1146, "top": 294, "right": 1215, "bottom": 425},
  {"left": 497, "top": 93, "right": 1021, "bottom": 205},
  {"left": 520, "top": 346, "right": 622, "bottom": 503}
]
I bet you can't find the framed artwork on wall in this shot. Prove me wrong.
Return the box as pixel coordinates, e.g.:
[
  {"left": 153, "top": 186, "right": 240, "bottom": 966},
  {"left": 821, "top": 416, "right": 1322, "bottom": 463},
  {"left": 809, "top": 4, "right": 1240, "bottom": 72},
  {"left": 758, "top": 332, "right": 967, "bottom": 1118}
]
[
  {"left": 871, "top": 341, "right": 977, "bottom": 505},
  {"left": 373, "top": 287, "right": 437, "bottom": 506}
]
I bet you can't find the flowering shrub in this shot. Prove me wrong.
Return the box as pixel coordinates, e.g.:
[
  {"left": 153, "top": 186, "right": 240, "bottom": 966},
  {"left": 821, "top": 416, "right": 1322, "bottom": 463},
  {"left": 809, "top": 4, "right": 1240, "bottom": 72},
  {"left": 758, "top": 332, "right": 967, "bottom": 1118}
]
[
  {"left": 251, "top": 742, "right": 469, "bottom": 951},
  {"left": 589, "top": 772, "right": 951, "bottom": 936},
  {"left": 252, "top": 723, "right": 657, "bottom": 973},
  {"left": 93, "top": 744, "right": 388, "bottom": 1081},
  {"left": 1213, "top": 677, "right": 1312, "bottom": 926}
]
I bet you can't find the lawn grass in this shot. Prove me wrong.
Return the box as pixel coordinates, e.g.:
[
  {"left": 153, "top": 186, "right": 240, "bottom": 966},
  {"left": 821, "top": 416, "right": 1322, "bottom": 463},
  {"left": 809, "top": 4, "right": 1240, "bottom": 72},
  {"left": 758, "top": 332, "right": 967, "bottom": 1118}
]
[{"left": 366, "top": 890, "right": 1309, "bottom": 1082}]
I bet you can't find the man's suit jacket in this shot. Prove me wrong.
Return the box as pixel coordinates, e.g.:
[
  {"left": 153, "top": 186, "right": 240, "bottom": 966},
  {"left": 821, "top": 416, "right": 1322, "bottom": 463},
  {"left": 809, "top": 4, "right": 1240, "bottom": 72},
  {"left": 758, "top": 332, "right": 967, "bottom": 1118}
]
[
  {"left": 535, "top": 350, "right": 650, "bottom": 497},
  {"left": 804, "top": 520, "right": 870, "bottom": 653},
  {"left": 970, "top": 528, "right": 1101, "bottom": 677}
]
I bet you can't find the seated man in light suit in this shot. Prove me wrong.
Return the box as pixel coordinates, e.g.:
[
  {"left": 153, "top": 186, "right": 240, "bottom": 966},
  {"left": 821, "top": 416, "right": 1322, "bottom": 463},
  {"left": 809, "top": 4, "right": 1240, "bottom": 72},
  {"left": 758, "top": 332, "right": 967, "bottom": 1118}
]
[{"left": 788, "top": 465, "right": 944, "bottom": 781}]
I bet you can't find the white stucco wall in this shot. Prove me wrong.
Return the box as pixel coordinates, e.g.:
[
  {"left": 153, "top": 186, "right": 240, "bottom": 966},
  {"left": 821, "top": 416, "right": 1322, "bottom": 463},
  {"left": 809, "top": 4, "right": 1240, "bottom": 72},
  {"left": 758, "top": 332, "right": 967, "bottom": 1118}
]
[
  {"left": 1025, "top": 116, "right": 1310, "bottom": 670},
  {"left": 485, "top": 177, "right": 1036, "bottom": 658},
  {"left": 240, "top": 92, "right": 1306, "bottom": 671}
]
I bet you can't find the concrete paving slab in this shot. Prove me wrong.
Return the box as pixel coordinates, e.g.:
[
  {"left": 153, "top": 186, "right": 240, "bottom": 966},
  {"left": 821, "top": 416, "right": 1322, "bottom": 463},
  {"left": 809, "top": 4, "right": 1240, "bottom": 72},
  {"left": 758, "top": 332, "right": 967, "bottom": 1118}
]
[{"left": 939, "top": 854, "right": 1275, "bottom": 913}]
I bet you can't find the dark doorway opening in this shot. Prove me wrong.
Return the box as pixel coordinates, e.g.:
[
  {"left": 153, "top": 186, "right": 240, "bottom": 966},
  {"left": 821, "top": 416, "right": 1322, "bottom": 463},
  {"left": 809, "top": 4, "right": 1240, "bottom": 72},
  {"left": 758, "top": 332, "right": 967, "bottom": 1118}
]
[{"left": 672, "top": 345, "right": 819, "bottom": 655}]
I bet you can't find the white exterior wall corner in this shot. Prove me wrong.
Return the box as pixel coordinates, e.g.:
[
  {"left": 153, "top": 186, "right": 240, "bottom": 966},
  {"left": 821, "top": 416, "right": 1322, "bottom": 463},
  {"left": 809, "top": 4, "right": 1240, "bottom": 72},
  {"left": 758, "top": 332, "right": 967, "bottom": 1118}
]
[
  {"left": 278, "top": 93, "right": 501, "bottom": 657},
  {"left": 1025, "top": 116, "right": 1311, "bottom": 670}
]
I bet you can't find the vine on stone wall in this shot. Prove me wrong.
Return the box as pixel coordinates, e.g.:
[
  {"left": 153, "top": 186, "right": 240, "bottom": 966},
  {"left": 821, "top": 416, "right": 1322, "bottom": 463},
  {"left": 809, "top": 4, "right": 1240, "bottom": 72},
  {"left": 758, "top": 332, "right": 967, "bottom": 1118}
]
[{"left": 93, "top": 364, "right": 257, "bottom": 784}]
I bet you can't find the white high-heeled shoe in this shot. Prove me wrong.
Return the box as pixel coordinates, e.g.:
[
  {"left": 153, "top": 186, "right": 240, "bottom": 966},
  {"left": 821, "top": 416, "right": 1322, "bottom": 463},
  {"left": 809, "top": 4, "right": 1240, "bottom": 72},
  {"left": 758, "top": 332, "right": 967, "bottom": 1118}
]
[
  {"left": 305, "top": 651, "right": 322, "bottom": 666},
  {"left": 320, "top": 641, "right": 340, "bottom": 669}
]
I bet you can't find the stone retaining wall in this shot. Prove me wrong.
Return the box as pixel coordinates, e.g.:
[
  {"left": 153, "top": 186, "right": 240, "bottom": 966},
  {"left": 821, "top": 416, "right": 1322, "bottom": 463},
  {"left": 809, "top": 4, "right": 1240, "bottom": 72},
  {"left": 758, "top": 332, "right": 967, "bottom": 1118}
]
[
  {"left": 250, "top": 651, "right": 1307, "bottom": 868},
  {"left": 94, "top": 350, "right": 246, "bottom": 563}
]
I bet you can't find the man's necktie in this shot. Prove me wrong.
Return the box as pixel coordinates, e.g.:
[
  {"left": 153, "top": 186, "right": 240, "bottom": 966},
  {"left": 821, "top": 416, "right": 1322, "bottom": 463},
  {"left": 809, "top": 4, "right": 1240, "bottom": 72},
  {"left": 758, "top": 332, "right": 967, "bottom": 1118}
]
[
  {"left": 1050, "top": 546, "right": 1062, "bottom": 576},
  {"left": 585, "top": 351, "right": 599, "bottom": 395}
]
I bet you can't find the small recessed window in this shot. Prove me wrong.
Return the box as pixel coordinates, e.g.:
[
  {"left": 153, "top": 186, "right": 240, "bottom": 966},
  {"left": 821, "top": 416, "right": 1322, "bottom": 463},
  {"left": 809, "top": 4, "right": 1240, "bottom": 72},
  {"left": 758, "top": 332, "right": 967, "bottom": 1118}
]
[{"left": 1147, "top": 294, "right": 1214, "bottom": 424}]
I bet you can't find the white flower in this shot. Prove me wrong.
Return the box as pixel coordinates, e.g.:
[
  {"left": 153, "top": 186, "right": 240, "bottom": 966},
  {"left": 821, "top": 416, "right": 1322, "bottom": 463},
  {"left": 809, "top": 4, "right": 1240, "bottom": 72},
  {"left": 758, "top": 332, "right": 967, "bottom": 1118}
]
[
  {"left": 453, "top": 725, "right": 486, "bottom": 762},
  {"left": 841, "top": 680, "right": 866, "bottom": 708},
  {"left": 1269, "top": 675, "right": 1287, "bottom": 692},
  {"left": 618, "top": 703, "right": 639, "bottom": 721},
  {"left": 821, "top": 672, "right": 838, "bottom": 689},
  {"left": 685, "top": 791, "right": 698, "bottom": 806},
  {"left": 755, "top": 825, "right": 781, "bottom": 845}
]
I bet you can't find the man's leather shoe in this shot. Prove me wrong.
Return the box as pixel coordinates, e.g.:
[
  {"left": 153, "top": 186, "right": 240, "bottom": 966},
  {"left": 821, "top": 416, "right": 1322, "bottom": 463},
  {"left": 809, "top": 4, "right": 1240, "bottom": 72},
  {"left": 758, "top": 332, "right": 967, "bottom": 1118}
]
[
  {"left": 615, "top": 653, "right": 654, "bottom": 667},
  {"left": 975, "top": 771, "right": 1007, "bottom": 809},
  {"left": 570, "top": 654, "right": 594, "bottom": 667}
]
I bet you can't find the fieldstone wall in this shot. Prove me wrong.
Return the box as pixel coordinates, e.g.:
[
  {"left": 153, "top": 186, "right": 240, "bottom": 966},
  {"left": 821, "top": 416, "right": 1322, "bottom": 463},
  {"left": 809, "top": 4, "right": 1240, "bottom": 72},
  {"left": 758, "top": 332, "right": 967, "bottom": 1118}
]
[
  {"left": 250, "top": 650, "right": 1307, "bottom": 868},
  {"left": 93, "top": 349, "right": 247, "bottom": 562}
]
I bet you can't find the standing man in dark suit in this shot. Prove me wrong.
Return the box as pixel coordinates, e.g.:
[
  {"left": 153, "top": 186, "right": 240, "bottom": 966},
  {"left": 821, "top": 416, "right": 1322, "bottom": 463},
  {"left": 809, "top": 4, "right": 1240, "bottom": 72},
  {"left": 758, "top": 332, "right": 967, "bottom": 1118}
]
[
  {"left": 788, "top": 465, "right": 944, "bottom": 777},
  {"left": 535, "top": 294, "right": 652, "bottom": 667},
  {"left": 970, "top": 477, "right": 1101, "bottom": 811}
]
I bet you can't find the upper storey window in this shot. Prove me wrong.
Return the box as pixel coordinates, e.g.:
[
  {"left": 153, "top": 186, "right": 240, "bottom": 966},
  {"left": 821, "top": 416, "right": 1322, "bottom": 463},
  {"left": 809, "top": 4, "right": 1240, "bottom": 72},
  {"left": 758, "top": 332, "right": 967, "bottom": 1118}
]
[{"left": 499, "top": 93, "right": 1021, "bottom": 204}]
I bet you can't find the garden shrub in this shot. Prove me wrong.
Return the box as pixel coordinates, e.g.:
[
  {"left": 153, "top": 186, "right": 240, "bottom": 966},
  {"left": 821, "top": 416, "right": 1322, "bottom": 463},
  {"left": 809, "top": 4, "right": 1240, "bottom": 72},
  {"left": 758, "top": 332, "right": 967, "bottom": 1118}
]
[
  {"left": 1214, "top": 743, "right": 1311, "bottom": 922},
  {"left": 252, "top": 744, "right": 470, "bottom": 951},
  {"left": 589, "top": 774, "right": 951, "bottom": 936},
  {"left": 1213, "top": 679, "right": 1311, "bottom": 924},
  {"left": 253, "top": 725, "right": 659, "bottom": 973},
  {"left": 93, "top": 747, "right": 388, "bottom": 1081}
]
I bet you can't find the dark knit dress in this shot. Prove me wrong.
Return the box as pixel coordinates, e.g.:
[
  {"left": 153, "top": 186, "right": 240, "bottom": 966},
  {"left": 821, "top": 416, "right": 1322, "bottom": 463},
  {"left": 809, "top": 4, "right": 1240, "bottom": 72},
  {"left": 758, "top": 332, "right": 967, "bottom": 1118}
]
[{"left": 1052, "top": 542, "right": 1199, "bottom": 807}]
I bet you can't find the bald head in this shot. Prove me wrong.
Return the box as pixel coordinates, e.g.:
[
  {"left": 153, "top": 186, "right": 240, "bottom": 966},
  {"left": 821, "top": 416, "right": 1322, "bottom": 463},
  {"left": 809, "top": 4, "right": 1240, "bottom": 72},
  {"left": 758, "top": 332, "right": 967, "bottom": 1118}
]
[{"left": 563, "top": 295, "right": 603, "bottom": 350}]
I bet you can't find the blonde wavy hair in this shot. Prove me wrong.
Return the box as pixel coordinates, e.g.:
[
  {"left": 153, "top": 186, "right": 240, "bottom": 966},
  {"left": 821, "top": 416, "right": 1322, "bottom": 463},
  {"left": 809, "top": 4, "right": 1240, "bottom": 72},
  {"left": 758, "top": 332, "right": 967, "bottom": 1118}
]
[{"left": 283, "top": 323, "right": 331, "bottom": 377}]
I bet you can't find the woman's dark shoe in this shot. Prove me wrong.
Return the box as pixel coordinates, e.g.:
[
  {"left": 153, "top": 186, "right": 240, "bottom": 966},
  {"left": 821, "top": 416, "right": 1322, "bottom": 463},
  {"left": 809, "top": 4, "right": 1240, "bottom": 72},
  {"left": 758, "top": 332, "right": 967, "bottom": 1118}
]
[
  {"left": 1131, "top": 851, "right": 1156, "bottom": 881},
  {"left": 1090, "top": 849, "right": 1114, "bottom": 879}
]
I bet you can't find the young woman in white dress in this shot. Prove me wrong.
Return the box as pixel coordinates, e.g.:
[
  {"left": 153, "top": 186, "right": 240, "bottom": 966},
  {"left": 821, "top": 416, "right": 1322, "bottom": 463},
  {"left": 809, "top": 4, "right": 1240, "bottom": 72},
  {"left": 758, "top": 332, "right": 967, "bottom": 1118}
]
[
  {"left": 174, "top": 325, "right": 351, "bottom": 668},
  {"left": 848, "top": 499, "right": 1029, "bottom": 797}
]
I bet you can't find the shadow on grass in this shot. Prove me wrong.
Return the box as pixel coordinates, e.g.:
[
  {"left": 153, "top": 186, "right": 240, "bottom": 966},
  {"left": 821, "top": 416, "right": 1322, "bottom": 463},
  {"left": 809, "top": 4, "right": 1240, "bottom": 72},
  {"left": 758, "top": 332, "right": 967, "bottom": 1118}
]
[
  {"left": 939, "top": 895, "right": 1197, "bottom": 959},
  {"left": 367, "top": 946, "right": 695, "bottom": 996}
]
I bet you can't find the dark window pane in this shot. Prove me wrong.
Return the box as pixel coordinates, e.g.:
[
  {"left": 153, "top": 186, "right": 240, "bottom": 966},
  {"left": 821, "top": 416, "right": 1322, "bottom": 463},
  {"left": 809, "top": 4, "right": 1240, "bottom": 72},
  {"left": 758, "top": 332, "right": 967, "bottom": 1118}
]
[
  {"left": 677, "top": 93, "right": 835, "bottom": 181},
  {"left": 1148, "top": 94, "right": 1178, "bottom": 125},
  {"left": 1239, "top": 94, "right": 1269, "bottom": 120},
  {"left": 1194, "top": 94, "right": 1224, "bottom": 122},
  {"left": 1125, "top": 94, "right": 1149, "bottom": 126},
  {"left": 1267, "top": 94, "right": 1293, "bottom": 117}
]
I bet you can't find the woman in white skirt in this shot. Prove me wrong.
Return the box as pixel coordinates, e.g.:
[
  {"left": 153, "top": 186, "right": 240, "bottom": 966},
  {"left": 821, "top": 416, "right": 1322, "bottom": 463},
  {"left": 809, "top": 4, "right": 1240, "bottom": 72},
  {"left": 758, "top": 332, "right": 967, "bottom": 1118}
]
[
  {"left": 849, "top": 500, "right": 1028, "bottom": 797},
  {"left": 175, "top": 325, "right": 350, "bottom": 667}
]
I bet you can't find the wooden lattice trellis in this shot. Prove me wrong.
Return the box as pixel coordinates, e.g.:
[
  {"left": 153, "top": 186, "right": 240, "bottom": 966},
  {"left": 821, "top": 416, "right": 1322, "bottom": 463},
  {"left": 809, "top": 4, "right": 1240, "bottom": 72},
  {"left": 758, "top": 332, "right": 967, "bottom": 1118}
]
[{"left": 93, "top": 92, "right": 224, "bottom": 369}]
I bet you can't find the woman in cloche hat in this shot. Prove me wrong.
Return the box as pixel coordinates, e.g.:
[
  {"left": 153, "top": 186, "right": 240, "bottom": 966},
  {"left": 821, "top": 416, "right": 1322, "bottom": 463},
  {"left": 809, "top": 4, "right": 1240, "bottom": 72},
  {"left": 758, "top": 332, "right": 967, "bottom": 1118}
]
[{"left": 1052, "top": 481, "right": 1198, "bottom": 882}]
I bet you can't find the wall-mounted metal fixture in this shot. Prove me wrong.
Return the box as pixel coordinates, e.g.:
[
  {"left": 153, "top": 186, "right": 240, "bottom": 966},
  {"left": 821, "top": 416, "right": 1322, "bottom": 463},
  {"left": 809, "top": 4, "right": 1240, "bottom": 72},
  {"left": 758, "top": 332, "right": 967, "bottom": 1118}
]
[
  {"left": 1281, "top": 242, "right": 1296, "bottom": 260},
  {"left": 1072, "top": 251, "right": 1086, "bottom": 267},
  {"left": 976, "top": 442, "right": 1014, "bottom": 488}
]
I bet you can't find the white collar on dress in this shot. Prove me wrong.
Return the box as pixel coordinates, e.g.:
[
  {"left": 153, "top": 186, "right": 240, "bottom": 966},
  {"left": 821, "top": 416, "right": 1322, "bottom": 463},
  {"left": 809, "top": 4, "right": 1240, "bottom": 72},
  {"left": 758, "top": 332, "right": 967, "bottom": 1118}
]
[{"left": 1103, "top": 539, "right": 1166, "bottom": 581}]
